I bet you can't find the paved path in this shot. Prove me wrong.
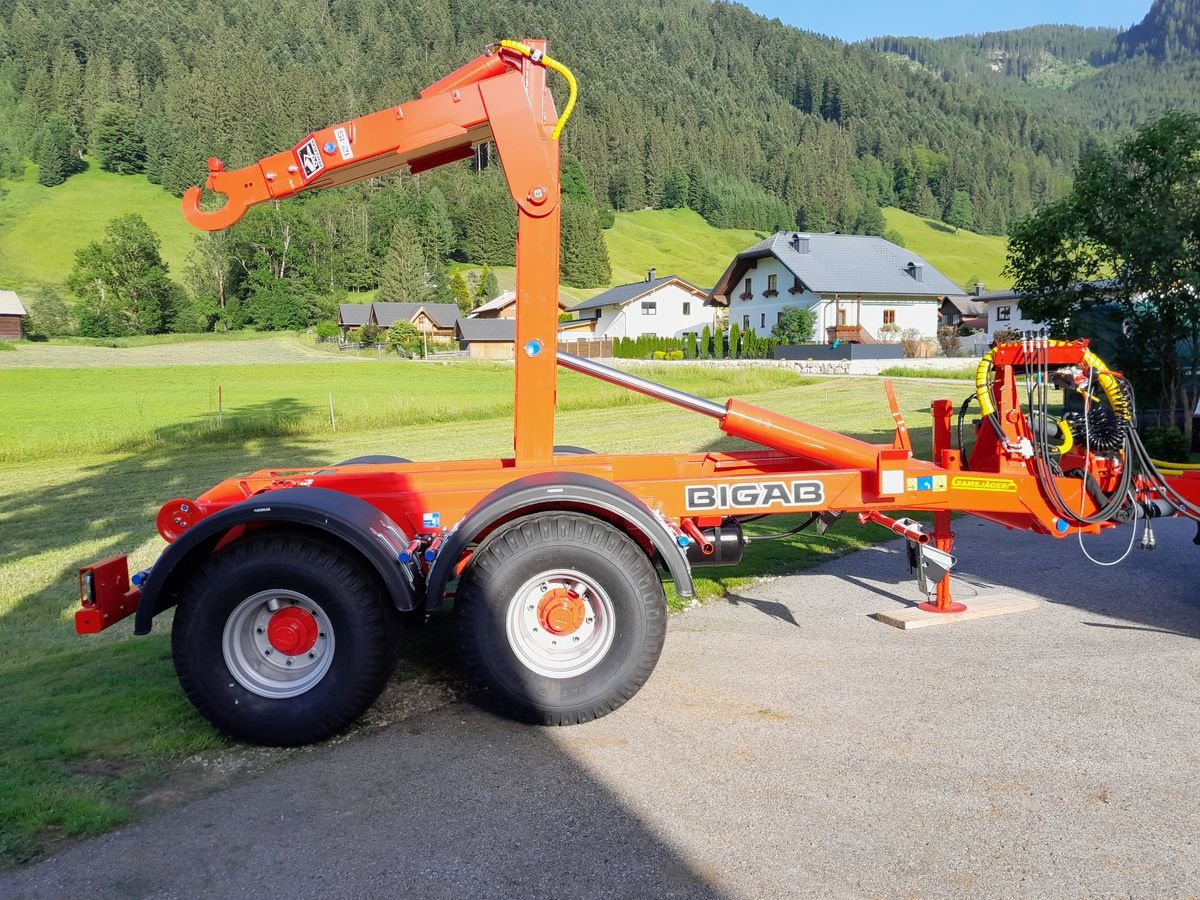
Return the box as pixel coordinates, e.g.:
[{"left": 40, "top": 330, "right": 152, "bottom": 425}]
[{"left": 4, "top": 519, "right": 1198, "bottom": 898}]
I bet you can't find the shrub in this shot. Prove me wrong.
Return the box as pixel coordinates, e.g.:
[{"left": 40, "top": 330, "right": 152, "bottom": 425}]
[
  {"left": 666, "top": 349, "right": 684, "bottom": 361},
  {"left": 652, "top": 350, "right": 666, "bottom": 360},
  {"left": 877, "top": 322, "right": 901, "bottom": 343},
  {"left": 1142, "top": 426, "right": 1190, "bottom": 463},
  {"left": 314, "top": 321, "right": 339, "bottom": 339},
  {"left": 772, "top": 306, "right": 816, "bottom": 344},
  {"left": 346, "top": 327, "right": 363, "bottom": 343},
  {"left": 936, "top": 325, "right": 962, "bottom": 357},
  {"left": 360, "top": 323, "right": 381, "bottom": 343},
  {"left": 900, "top": 328, "right": 925, "bottom": 357},
  {"left": 992, "top": 328, "right": 1021, "bottom": 344}
]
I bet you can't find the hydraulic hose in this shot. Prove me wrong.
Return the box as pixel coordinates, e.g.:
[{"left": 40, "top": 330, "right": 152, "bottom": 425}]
[{"left": 492, "top": 40, "right": 578, "bottom": 140}]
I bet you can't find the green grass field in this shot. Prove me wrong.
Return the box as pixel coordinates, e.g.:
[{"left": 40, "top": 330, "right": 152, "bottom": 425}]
[
  {"left": 0, "top": 163, "right": 197, "bottom": 296},
  {"left": 883, "top": 207, "right": 1012, "bottom": 293},
  {"left": 603, "top": 208, "right": 766, "bottom": 289},
  {"left": 0, "top": 342, "right": 946, "bottom": 868}
]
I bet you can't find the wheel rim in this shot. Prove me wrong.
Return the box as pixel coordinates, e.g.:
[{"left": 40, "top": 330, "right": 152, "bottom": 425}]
[
  {"left": 222, "top": 589, "right": 335, "bottom": 699},
  {"left": 505, "top": 569, "right": 615, "bottom": 679}
]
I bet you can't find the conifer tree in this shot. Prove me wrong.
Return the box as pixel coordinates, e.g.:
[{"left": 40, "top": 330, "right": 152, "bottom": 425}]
[
  {"left": 449, "top": 271, "right": 472, "bottom": 314},
  {"left": 378, "top": 220, "right": 430, "bottom": 303},
  {"left": 560, "top": 199, "right": 612, "bottom": 288},
  {"left": 34, "top": 114, "right": 83, "bottom": 186}
]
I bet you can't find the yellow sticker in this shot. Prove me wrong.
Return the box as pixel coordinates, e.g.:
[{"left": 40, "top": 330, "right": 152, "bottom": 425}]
[{"left": 951, "top": 475, "right": 1018, "bottom": 493}]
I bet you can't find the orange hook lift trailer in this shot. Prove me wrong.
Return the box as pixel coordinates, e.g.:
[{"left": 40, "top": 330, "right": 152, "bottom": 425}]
[{"left": 75, "top": 41, "right": 1200, "bottom": 746}]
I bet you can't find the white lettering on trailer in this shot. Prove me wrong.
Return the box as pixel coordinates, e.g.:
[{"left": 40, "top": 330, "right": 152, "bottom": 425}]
[
  {"left": 333, "top": 126, "right": 353, "bottom": 160},
  {"left": 685, "top": 480, "right": 825, "bottom": 511}
]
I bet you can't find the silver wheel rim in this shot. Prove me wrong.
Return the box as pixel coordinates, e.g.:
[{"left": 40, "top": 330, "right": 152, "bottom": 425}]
[
  {"left": 505, "top": 569, "right": 615, "bottom": 679},
  {"left": 222, "top": 589, "right": 335, "bottom": 699}
]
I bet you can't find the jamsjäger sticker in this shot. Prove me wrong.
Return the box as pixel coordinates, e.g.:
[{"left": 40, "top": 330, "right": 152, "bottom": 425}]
[{"left": 951, "top": 475, "right": 1018, "bottom": 493}]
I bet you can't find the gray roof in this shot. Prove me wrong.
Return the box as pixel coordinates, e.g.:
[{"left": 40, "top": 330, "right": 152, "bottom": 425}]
[
  {"left": 373, "top": 302, "right": 460, "bottom": 328},
  {"left": 338, "top": 303, "right": 371, "bottom": 326},
  {"left": 709, "top": 233, "right": 964, "bottom": 305},
  {"left": 976, "top": 289, "right": 1022, "bottom": 302},
  {"left": 943, "top": 297, "right": 989, "bottom": 315},
  {"left": 0, "top": 290, "right": 26, "bottom": 316},
  {"left": 456, "top": 318, "right": 515, "bottom": 342},
  {"left": 468, "top": 291, "right": 516, "bottom": 316},
  {"left": 570, "top": 276, "right": 706, "bottom": 313}
]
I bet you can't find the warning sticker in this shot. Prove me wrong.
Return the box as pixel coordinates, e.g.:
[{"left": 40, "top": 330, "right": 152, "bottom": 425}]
[
  {"left": 296, "top": 137, "right": 324, "bottom": 180},
  {"left": 951, "top": 475, "right": 1018, "bottom": 493},
  {"left": 333, "top": 126, "right": 353, "bottom": 160},
  {"left": 906, "top": 475, "right": 948, "bottom": 493}
]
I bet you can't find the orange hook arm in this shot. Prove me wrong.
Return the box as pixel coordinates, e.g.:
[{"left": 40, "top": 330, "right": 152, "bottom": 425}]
[{"left": 178, "top": 46, "right": 546, "bottom": 232}]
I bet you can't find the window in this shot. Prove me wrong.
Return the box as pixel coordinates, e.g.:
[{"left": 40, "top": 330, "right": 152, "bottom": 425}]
[
  {"left": 776, "top": 312, "right": 784, "bottom": 326},
  {"left": 742, "top": 315, "right": 750, "bottom": 329},
  {"left": 996, "top": 306, "right": 1011, "bottom": 322},
  {"left": 764, "top": 274, "right": 778, "bottom": 297},
  {"left": 760, "top": 313, "right": 766, "bottom": 328},
  {"left": 642, "top": 301, "right": 657, "bottom": 316},
  {"left": 740, "top": 277, "right": 753, "bottom": 300},
  {"left": 682, "top": 302, "right": 691, "bottom": 315},
  {"left": 883, "top": 310, "right": 896, "bottom": 325},
  {"left": 745, "top": 277, "right": 752, "bottom": 294},
  {"left": 641, "top": 332, "right": 656, "bottom": 339}
]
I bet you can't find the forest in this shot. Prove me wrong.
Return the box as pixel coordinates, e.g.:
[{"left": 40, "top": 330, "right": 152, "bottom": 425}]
[{"left": 1, "top": 0, "right": 1192, "bottom": 335}]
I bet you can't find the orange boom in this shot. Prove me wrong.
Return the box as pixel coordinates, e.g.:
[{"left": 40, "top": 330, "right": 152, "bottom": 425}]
[{"left": 76, "top": 41, "right": 1200, "bottom": 746}]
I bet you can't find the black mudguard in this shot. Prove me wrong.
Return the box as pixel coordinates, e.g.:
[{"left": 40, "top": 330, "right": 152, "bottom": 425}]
[
  {"left": 423, "top": 471, "right": 693, "bottom": 610},
  {"left": 134, "top": 487, "right": 417, "bottom": 634}
]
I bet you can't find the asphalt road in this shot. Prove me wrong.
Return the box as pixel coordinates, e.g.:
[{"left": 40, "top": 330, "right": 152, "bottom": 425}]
[{"left": 4, "top": 518, "right": 1198, "bottom": 899}]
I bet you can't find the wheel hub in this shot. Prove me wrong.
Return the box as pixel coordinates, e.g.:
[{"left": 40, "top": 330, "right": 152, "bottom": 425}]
[
  {"left": 267, "top": 607, "right": 319, "bottom": 655},
  {"left": 505, "top": 570, "right": 616, "bottom": 679},
  {"left": 537, "top": 588, "right": 585, "bottom": 636},
  {"left": 222, "top": 589, "right": 335, "bottom": 699}
]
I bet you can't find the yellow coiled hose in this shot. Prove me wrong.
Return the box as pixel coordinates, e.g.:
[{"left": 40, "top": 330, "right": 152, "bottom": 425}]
[
  {"left": 493, "top": 40, "right": 578, "bottom": 140},
  {"left": 974, "top": 340, "right": 1129, "bottom": 453}
]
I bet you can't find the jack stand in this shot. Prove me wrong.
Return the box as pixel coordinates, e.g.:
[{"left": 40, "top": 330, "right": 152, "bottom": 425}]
[{"left": 915, "top": 511, "right": 965, "bottom": 613}]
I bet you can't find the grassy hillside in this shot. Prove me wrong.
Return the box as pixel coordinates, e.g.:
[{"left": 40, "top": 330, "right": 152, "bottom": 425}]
[
  {"left": 883, "top": 207, "right": 1012, "bottom": 292},
  {"left": 603, "top": 209, "right": 765, "bottom": 290},
  {"left": 0, "top": 164, "right": 197, "bottom": 296}
]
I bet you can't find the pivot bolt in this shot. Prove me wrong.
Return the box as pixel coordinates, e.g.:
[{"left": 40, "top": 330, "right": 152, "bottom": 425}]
[{"left": 528, "top": 186, "right": 547, "bottom": 205}]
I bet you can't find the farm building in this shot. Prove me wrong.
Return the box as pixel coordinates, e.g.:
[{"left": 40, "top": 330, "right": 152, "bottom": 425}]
[
  {"left": 337, "top": 303, "right": 372, "bottom": 337},
  {"left": 372, "top": 302, "right": 460, "bottom": 338},
  {"left": 976, "top": 288, "right": 1047, "bottom": 337},
  {"left": 456, "top": 317, "right": 515, "bottom": 359},
  {"left": 468, "top": 291, "right": 570, "bottom": 319},
  {"left": 562, "top": 270, "right": 711, "bottom": 341},
  {"left": 708, "top": 233, "right": 963, "bottom": 342},
  {"left": 0, "top": 290, "right": 27, "bottom": 340},
  {"left": 940, "top": 295, "right": 988, "bottom": 331}
]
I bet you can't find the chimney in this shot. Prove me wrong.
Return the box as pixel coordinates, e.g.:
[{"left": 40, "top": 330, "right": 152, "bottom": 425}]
[
  {"left": 906, "top": 262, "right": 924, "bottom": 283},
  {"left": 789, "top": 233, "right": 811, "bottom": 254},
  {"left": 647, "top": 267, "right": 656, "bottom": 283},
  {"left": 974, "top": 282, "right": 985, "bottom": 296}
]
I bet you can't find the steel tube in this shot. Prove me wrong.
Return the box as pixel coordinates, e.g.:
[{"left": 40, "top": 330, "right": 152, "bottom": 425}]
[{"left": 557, "top": 352, "right": 727, "bottom": 418}]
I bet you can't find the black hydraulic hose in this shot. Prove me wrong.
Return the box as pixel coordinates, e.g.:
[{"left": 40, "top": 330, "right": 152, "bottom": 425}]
[{"left": 956, "top": 393, "right": 977, "bottom": 469}]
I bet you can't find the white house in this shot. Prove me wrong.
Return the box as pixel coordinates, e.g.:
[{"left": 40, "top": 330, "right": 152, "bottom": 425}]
[
  {"left": 707, "top": 232, "right": 964, "bottom": 342},
  {"left": 977, "top": 288, "right": 1047, "bottom": 337},
  {"left": 562, "top": 270, "right": 712, "bottom": 341}
]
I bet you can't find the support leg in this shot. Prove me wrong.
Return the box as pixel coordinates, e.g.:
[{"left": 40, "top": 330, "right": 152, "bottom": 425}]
[{"left": 918, "top": 510, "right": 966, "bottom": 613}]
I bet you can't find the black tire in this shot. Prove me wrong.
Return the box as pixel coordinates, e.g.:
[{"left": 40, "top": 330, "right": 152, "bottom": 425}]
[
  {"left": 552, "top": 445, "right": 594, "bottom": 456},
  {"left": 456, "top": 513, "right": 667, "bottom": 725},
  {"left": 336, "top": 455, "right": 411, "bottom": 465},
  {"left": 172, "top": 533, "right": 396, "bottom": 746}
]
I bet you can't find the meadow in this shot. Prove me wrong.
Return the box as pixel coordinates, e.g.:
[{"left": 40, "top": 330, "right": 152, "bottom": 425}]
[
  {"left": 883, "top": 206, "right": 1012, "bottom": 293},
  {"left": 0, "top": 341, "right": 963, "bottom": 867}
]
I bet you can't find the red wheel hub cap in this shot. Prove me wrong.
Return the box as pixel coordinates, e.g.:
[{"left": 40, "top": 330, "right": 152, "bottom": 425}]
[
  {"left": 267, "top": 607, "right": 319, "bottom": 655},
  {"left": 537, "top": 588, "right": 585, "bottom": 636}
]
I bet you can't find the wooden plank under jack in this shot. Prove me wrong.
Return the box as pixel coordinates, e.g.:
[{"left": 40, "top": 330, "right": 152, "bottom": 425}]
[{"left": 874, "top": 592, "right": 1040, "bottom": 630}]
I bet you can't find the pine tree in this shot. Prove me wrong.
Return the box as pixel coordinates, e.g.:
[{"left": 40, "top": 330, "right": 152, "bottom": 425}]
[
  {"left": 476, "top": 266, "right": 499, "bottom": 305},
  {"left": 449, "top": 270, "right": 472, "bottom": 314},
  {"left": 93, "top": 103, "right": 145, "bottom": 174},
  {"left": 728, "top": 322, "right": 741, "bottom": 358},
  {"left": 378, "top": 220, "right": 430, "bottom": 303},
  {"left": 34, "top": 114, "right": 83, "bottom": 186},
  {"left": 701, "top": 324, "right": 712, "bottom": 359},
  {"left": 945, "top": 190, "right": 974, "bottom": 233},
  {"left": 560, "top": 199, "right": 612, "bottom": 288}
]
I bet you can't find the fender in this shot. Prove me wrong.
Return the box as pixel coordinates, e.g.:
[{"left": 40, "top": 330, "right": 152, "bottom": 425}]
[
  {"left": 424, "top": 472, "right": 693, "bottom": 610},
  {"left": 134, "top": 487, "right": 417, "bottom": 634}
]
